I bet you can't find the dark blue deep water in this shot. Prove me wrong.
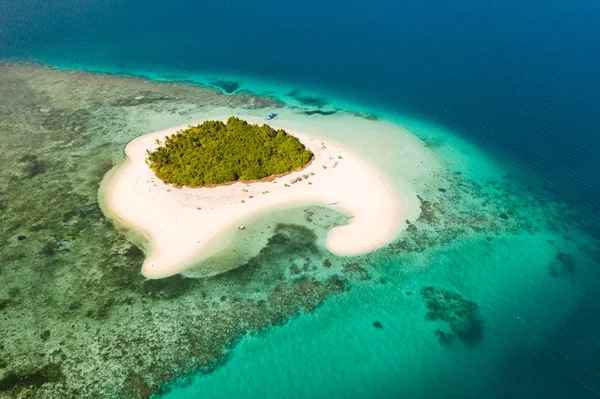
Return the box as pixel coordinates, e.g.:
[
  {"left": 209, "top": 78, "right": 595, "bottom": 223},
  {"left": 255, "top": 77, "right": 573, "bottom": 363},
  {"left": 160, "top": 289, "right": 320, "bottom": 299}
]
[{"left": 1, "top": 1, "right": 599, "bottom": 398}]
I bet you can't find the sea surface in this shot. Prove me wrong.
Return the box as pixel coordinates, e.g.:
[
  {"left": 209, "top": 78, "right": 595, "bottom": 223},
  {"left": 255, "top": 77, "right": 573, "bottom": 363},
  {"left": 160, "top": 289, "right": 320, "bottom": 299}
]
[{"left": 1, "top": 0, "right": 599, "bottom": 398}]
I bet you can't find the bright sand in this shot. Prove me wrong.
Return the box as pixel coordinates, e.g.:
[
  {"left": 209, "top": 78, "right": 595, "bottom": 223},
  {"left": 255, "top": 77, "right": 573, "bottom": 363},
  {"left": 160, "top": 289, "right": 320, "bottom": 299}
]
[{"left": 99, "top": 111, "right": 442, "bottom": 279}]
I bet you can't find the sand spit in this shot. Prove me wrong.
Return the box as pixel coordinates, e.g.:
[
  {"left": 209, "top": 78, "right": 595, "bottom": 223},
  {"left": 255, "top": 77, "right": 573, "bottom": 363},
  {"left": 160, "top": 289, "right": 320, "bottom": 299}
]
[{"left": 100, "top": 120, "right": 401, "bottom": 278}]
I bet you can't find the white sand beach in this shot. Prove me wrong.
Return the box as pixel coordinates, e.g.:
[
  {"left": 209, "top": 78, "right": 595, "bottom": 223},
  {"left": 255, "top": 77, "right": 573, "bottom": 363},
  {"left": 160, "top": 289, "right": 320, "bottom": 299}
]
[{"left": 99, "top": 117, "right": 406, "bottom": 279}]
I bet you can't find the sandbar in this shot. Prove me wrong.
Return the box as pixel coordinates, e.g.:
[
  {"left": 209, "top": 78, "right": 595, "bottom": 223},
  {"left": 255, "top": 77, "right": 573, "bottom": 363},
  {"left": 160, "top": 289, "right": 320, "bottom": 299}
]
[{"left": 99, "top": 120, "right": 401, "bottom": 278}]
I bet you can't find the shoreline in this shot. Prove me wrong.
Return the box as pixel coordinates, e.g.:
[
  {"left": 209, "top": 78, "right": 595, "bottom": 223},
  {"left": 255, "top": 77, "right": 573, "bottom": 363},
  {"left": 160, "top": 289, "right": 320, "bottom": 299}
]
[{"left": 99, "top": 119, "right": 403, "bottom": 279}]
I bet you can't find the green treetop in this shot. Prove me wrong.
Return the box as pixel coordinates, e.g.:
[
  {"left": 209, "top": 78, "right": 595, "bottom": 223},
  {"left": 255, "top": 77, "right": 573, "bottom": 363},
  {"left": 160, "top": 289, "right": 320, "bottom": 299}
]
[{"left": 147, "top": 117, "right": 313, "bottom": 187}]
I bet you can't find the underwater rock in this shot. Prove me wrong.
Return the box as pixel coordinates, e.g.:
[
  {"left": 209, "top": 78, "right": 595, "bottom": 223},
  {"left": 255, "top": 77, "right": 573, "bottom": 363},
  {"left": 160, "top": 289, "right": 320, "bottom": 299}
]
[
  {"left": 557, "top": 252, "right": 576, "bottom": 274},
  {"left": 17, "top": 235, "right": 26, "bottom": 241},
  {"left": 342, "top": 263, "right": 370, "bottom": 280},
  {"left": 435, "top": 329, "right": 454, "bottom": 346},
  {"left": 373, "top": 321, "right": 383, "bottom": 329},
  {"left": 416, "top": 195, "right": 442, "bottom": 224},
  {"left": 438, "top": 188, "right": 447, "bottom": 193},
  {"left": 406, "top": 223, "right": 418, "bottom": 233},
  {"left": 323, "top": 259, "right": 332, "bottom": 268},
  {"left": 302, "top": 109, "right": 337, "bottom": 116},
  {"left": 549, "top": 252, "right": 576, "bottom": 277},
  {"left": 420, "top": 286, "right": 483, "bottom": 346},
  {"left": 142, "top": 275, "right": 197, "bottom": 300}
]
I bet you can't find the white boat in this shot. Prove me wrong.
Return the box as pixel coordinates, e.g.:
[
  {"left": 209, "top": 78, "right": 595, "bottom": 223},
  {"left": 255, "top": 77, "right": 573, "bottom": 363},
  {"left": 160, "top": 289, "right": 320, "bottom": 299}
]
[{"left": 328, "top": 201, "right": 338, "bottom": 206}]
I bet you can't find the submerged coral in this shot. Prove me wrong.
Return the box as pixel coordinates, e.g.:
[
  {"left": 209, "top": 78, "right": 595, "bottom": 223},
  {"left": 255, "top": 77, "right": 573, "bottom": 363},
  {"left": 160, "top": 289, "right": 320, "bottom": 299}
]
[
  {"left": 548, "top": 252, "right": 576, "bottom": 278},
  {"left": 0, "top": 64, "right": 346, "bottom": 398},
  {"left": 420, "top": 287, "right": 483, "bottom": 346}
]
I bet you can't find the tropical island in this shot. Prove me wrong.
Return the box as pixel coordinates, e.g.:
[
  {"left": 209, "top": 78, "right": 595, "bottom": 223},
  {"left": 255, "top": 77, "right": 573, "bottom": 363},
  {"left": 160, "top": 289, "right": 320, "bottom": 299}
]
[
  {"left": 99, "top": 115, "right": 402, "bottom": 279},
  {"left": 148, "top": 117, "right": 313, "bottom": 187}
]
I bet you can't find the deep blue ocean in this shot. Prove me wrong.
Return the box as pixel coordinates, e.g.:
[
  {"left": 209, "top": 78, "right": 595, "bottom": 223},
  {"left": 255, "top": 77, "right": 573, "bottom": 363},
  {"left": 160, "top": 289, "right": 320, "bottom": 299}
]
[{"left": 1, "top": 0, "right": 599, "bottom": 398}]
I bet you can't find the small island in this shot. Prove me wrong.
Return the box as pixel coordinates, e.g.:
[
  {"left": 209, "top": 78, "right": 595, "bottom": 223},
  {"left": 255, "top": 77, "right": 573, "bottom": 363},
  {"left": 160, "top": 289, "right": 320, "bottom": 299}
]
[
  {"left": 99, "top": 116, "right": 401, "bottom": 279},
  {"left": 148, "top": 117, "right": 313, "bottom": 187}
]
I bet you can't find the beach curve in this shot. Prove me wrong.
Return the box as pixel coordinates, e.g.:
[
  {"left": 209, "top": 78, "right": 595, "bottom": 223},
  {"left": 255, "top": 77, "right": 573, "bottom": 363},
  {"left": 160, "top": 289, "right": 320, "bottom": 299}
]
[{"left": 99, "top": 119, "right": 402, "bottom": 279}]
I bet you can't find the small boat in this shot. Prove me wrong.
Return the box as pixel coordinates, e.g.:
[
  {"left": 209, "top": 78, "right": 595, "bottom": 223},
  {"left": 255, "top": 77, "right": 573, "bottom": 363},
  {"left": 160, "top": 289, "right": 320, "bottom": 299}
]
[
  {"left": 238, "top": 225, "right": 246, "bottom": 231},
  {"left": 328, "top": 201, "right": 338, "bottom": 206},
  {"left": 348, "top": 215, "right": 355, "bottom": 219},
  {"left": 266, "top": 112, "right": 278, "bottom": 120}
]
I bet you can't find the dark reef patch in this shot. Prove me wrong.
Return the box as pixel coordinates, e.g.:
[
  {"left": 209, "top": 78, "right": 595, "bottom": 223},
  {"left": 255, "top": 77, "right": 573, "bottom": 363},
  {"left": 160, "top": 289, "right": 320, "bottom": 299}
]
[
  {"left": 211, "top": 80, "right": 240, "bottom": 94},
  {"left": 124, "top": 244, "right": 146, "bottom": 263},
  {"left": 41, "top": 108, "right": 92, "bottom": 132},
  {"left": 349, "top": 111, "right": 379, "bottom": 121},
  {"left": 214, "top": 223, "right": 321, "bottom": 286},
  {"left": 268, "top": 223, "right": 319, "bottom": 256},
  {"left": 435, "top": 329, "right": 454, "bottom": 347},
  {"left": 18, "top": 154, "right": 48, "bottom": 179},
  {"left": 0, "top": 363, "right": 64, "bottom": 393},
  {"left": 549, "top": 252, "right": 576, "bottom": 277},
  {"left": 142, "top": 275, "right": 197, "bottom": 300},
  {"left": 416, "top": 195, "right": 441, "bottom": 224},
  {"left": 287, "top": 89, "right": 328, "bottom": 108},
  {"left": 385, "top": 171, "right": 569, "bottom": 255},
  {"left": 420, "top": 286, "right": 483, "bottom": 346},
  {"left": 342, "top": 263, "right": 370, "bottom": 280},
  {"left": 302, "top": 109, "right": 337, "bottom": 116}
]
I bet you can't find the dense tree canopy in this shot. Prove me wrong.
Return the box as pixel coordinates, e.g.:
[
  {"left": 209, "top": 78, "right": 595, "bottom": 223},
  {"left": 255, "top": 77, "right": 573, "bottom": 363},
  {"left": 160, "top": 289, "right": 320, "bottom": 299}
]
[{"left": 147, "top": 117, "right": 313, "bottom": 187}]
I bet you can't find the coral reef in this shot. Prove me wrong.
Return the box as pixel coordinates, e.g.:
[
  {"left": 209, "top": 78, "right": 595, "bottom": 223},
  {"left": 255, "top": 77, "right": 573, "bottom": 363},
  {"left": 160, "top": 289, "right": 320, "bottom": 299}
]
[
  {"left": 548, "top": 252, "right": 576, "bottom": 278},
  {"left": 0, "top": 64, "right": 349, "bottom": 398},
  {"left": 0, "top": 62, "right": 596, "bottom": 398},
  {"left": 420, "top": 287, "right": 483, "bottom": 346}
]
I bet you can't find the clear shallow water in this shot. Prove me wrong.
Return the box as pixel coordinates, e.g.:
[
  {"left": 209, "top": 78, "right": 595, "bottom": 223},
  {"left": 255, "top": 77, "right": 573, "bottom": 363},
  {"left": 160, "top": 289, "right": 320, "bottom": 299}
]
[{"left": 1, "top": 1, "right": 600, "bottom": 398}]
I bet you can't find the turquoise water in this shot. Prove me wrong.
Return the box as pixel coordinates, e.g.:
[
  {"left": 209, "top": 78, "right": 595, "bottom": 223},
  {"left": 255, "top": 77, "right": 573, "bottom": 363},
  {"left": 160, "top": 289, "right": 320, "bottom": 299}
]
[
  {"left": 0, "top": 62, "right": 597, "bottom": 399},
  {"left": 164, "top": 232, "right": 589, "bottom": 398},
  {"left": 158, "top": 131, "right": 597, "bottom": 398}
]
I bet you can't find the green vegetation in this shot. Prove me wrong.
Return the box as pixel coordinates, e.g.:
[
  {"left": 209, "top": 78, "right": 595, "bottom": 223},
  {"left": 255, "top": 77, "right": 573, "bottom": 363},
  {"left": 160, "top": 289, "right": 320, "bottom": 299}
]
[{"left": 148, "top": 117, "right": 313, "bottom": 187}]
